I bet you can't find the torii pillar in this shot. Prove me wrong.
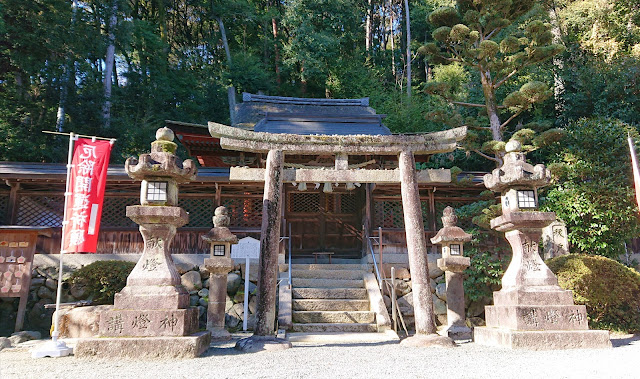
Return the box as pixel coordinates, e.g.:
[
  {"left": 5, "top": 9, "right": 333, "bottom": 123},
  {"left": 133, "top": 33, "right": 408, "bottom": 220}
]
[
  {"left": 398, "top": 150, "right": 455, "bottom": 347},
  {"left": 235, "top": 149, "right": 292, "bottom": 352},
  {"left": 208, "top": 122, "right": 466, "bottom": 350}
]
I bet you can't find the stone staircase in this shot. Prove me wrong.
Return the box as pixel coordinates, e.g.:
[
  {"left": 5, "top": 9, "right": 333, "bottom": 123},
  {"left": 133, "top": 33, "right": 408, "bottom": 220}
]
[{"left": 290, "top": 263, "right": 379, "bottom": 333}]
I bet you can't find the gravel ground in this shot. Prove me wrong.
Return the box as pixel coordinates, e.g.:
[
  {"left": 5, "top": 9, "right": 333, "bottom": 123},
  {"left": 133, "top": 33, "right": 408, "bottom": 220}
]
[{"left": 1, "top": 333, "right": 639, "bottom": 379}]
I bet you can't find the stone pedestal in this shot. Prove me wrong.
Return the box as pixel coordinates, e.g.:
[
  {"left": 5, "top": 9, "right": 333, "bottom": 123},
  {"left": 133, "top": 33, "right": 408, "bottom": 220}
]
[
  {"left": 76, "top": 204, "right": 208, "bottom": 356},
  {"left": 474, "top": 213, "right": 611, "bottom": 349},
  {"left": 437, "top": 256, "right": 472, "bottom": 340},
  {"left": 204, "top": 257, "right": 234, "bottom": 340}
]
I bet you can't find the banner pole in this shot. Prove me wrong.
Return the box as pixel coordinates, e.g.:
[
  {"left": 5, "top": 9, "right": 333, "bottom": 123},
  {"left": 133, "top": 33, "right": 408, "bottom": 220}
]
[
  {"left": 628, "top": 134, "right": 640, "bottom": 212},
  {"left": 54, "top": 132, "right": 76, "bottom": 340},
  {"left": 32, "top": 133, "right": 75, "bottom": 358}
]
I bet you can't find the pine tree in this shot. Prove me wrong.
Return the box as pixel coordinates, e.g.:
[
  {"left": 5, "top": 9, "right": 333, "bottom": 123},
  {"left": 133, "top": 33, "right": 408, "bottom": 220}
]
[{"left": 419, "top": 0, "right": 564, "bottom": 165}]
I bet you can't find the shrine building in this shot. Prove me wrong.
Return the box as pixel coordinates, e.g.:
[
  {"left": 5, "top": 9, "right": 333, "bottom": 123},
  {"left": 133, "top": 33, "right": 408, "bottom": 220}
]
[{"left": 0, "top": 93, "right": 490, "bottom": 259}]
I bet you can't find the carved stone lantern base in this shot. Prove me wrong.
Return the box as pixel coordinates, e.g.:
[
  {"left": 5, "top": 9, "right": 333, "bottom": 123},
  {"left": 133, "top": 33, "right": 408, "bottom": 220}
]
[
  {"left": 474, "top": 214, "right": 611, "bottom": 349},
  {"left": 96, "top": 206, "right": 198, "bottom": 339}
]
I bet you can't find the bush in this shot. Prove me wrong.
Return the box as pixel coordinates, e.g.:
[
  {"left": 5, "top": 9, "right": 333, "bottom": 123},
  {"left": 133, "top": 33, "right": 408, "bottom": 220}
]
[
  {"left": 547, "top": 254, "right": 640, "bottom": 333},
  {"left": 68, "top": 260, "right": 136, "bottom": 305}
]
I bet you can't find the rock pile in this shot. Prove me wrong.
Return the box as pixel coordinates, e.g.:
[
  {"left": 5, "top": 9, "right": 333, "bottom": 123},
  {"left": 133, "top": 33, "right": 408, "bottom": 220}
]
[{"left": 1, "top": 261, "right": 260, "bottom": 338}]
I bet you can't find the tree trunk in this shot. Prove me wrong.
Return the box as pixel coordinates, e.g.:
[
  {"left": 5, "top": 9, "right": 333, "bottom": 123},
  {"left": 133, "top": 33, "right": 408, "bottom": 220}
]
[
  {"left": 366, "top": 0, "right": 373, "bottom": 53},
  {"left": 56, "top": 0, "right": 79, "bottom": 132},
  {"left": 381, "top": 1, "right": 386, "bottom": 50},
  {"left": 404, "top": 0, "right": 411, "bottom": 98},
  {"left": 216, "top": 16, "right": 232, "bottom": 67},
  {"left": 480, "top": 68, "right": 502, "bottom": 141},
  {"left": 390, "top": 5, "right": 396, "bottom": 81},
  {"left": 102, "top": 0, "right": 118, "bottom": 130},
  {"left": 548, "top": 2, "right": 565, "bottom": 117},
  {"left": 272, "top": 17, "right": 281, "bottom": 86}
]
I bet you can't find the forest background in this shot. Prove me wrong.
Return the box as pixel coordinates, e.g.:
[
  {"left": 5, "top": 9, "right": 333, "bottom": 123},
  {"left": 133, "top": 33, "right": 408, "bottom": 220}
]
[{"left": 1, "top": 0, "right": 640, "bottom": 258}]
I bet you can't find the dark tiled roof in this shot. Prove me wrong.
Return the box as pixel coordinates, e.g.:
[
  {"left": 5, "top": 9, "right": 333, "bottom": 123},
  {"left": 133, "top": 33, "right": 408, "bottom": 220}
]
[{"left": 253, "top": 113, "right": 391, "bottom": 136}]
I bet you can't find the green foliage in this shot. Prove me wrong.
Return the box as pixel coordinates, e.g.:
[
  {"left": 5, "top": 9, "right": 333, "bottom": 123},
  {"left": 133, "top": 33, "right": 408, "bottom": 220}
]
[
  {"left": 543, "top": 117, "right": 640, "bottom": 258},
  {"left": 224, "top": 52, "right": 276, "bottom": 94},
  {"left": 68, "top": 260, "right": 135, "bottom": 305},
  {"left": 463, "top": 246, "right": 505, "bottom": 303},
  {"left": 547, "top": 254, "right": 640, "bottom": 333},
  {"left": 421, "top": 0, "right": 563, "bottom": 164},
  {"left": 559, "top": 53, "right": 640, "bottom": 126}
]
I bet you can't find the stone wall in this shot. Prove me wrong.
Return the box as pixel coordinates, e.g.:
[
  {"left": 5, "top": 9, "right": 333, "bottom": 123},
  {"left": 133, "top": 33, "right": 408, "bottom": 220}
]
[{"left": 0, "top": 256, "right": 260, "bottom": 337}]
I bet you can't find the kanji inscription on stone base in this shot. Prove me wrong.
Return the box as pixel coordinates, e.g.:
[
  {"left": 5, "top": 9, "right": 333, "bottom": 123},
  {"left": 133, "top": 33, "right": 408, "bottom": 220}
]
[{"left": 100, "top": 309, "right": 198, "bottom": 337}]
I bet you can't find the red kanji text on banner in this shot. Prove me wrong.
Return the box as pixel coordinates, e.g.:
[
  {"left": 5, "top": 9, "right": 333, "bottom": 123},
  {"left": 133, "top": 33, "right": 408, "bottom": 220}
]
[{"left": 62, "top": 138, "right": 113, "bottom": 253}]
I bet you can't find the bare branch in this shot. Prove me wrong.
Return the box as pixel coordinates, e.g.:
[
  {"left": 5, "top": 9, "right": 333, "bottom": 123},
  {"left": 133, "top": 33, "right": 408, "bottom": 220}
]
[
  {"left": 473, "top": 149, "right": 501, "bottom": 163},
  {"left": 493, "top": 68, "right": 520, "bottom": 89},
  {"left": 499, "top": 108, "right": 526, "bottom": 130},
  {"left": 452, "top": 101, "right": 506, "bottom": 109}
]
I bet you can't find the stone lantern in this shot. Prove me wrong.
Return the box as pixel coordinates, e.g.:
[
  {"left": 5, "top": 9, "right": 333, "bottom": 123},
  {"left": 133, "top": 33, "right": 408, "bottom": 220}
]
[
  {"left": 432, "top": 207, "right": 472, "bottom": 340},
  {"left": 473, "top": 140, "right": 610, "bottom": 349},
  {"left": 202, "top": 206, "right": 238, "bottom": 340},
  {"left": 75, "top": 127, "right": 211, "bottom": 358}
]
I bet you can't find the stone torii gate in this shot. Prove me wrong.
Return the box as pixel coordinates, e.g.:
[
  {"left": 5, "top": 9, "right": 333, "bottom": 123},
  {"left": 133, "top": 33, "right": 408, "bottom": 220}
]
[{"left": 209, "top": 122, "right": 466, "bottom": 350}]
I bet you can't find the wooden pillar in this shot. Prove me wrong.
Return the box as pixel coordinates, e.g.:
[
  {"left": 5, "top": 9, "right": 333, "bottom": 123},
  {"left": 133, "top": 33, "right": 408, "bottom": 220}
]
[
  {"left": 6, "top": 182, "right": 20, "bottom": 224},
  {"left": 398, "top": 150, "right": 436, "bottom": 335},
  {"left": 254, "top": 149, "right": 284, "bottom": 336}
]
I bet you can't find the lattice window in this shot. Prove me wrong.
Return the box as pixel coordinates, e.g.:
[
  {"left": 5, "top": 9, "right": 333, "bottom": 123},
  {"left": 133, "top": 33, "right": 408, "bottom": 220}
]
[
  {"left": 222, "top": 197, "right": 263, "bottom": 228},
  {"left": 373, "top": 200, "right": 404, "bottom": 228},
  {"left": 0, "top": 194, "right": 8, "bottom": 221},
  {"left": 16, "top": 195, "right": 64, "bottom": 226},
  {"left": 289, "top": 193, "right": 320, "bottom": 213},
  {"left": 421, "top": 200, "right": 431, "bottom": 228},
  {"left": 101, "top": 197, "right": 138, "bottom": 227},
  {"left": 180, "top": 197, "right": 214, "bottom": 227},
  {"left": 339, "top": 193, "right": 358, "bottom": 214}
]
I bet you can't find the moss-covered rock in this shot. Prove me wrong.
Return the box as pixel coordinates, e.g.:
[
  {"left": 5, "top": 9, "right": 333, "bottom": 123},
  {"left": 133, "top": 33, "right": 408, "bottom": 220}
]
[
  {"left": 68, "top": 260, "right": 136, "bottom": 305},
  {"left": 547, "top": 254, "right": 640, "bottom": 333}
]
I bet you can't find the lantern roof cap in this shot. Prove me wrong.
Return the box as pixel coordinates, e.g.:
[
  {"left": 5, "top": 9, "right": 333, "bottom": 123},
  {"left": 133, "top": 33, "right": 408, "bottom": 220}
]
[
  {"left": 483, "top": 139, "right": 551, "bottom": 193},
  {"left": 430, "top": 207, "right": 472, "bottom": 244},
  {"left": 125, "top": 128, "right": 197, "bottom": 183}
]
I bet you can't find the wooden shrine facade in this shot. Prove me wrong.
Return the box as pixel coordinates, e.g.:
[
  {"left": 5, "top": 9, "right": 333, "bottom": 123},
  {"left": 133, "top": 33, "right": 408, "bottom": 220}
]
[{"left": 0, "top": 162, "right": 490, "bottom": 256}]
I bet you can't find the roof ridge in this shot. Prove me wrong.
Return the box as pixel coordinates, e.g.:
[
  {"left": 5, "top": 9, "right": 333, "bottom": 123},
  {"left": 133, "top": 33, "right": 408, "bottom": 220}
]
[{"left": 242, "top": 92, "right": 369, "bottom": 106}]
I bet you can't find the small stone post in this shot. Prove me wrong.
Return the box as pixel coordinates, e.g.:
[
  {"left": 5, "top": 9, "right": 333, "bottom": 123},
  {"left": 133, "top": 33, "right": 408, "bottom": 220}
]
[
  {"left": 398, "top": 150, "right": 454, "bottom": 347},
  {"left": 202, "top": 206, "right": 238, "bottom": 340},
  {"left": 236, "top": 149, "right": 291, "bottom": 352},
  {"left": 432, "top": 207, "right": 472, "bottom": 340}
]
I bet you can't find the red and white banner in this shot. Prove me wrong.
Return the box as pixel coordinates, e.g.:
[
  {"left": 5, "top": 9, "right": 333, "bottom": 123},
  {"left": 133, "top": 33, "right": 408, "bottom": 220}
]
[{"left": 62, "top": 138, "right": 113, "bottom": 253}]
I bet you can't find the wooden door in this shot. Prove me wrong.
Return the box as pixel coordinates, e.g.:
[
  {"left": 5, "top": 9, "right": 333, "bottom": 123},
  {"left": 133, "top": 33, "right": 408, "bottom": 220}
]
[{"left": 286, "top": 188, "right": 364, "bottom": 255}]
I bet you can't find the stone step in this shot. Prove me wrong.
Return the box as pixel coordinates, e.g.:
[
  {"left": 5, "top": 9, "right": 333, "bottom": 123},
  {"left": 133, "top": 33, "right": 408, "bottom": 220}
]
[
  {"left": 291, "top": 323, "right": 378, "bottom": 333},
  {"left": 292, "top": 278, "right": 364, "bottom": 289},
  {"left": 291, "top": 269, "right": 364, "bottom": 280},
  {"left": 292, "top": 288, "right": 368, "bottom": 300},
  {"left": 293, "top": 299, "right": 370, "bottom": 311},
  {"left": 293, "top": 310, "right": 375, "bottom": 324},
  {"left": 290, "top": 264, "right": 371, "bottom": 271},
  {"left": 287, "top": 330, "right": 400, "bottom": 344},
  {"left": 363, "top": 253, "right": 410, "bottom": 264}
]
